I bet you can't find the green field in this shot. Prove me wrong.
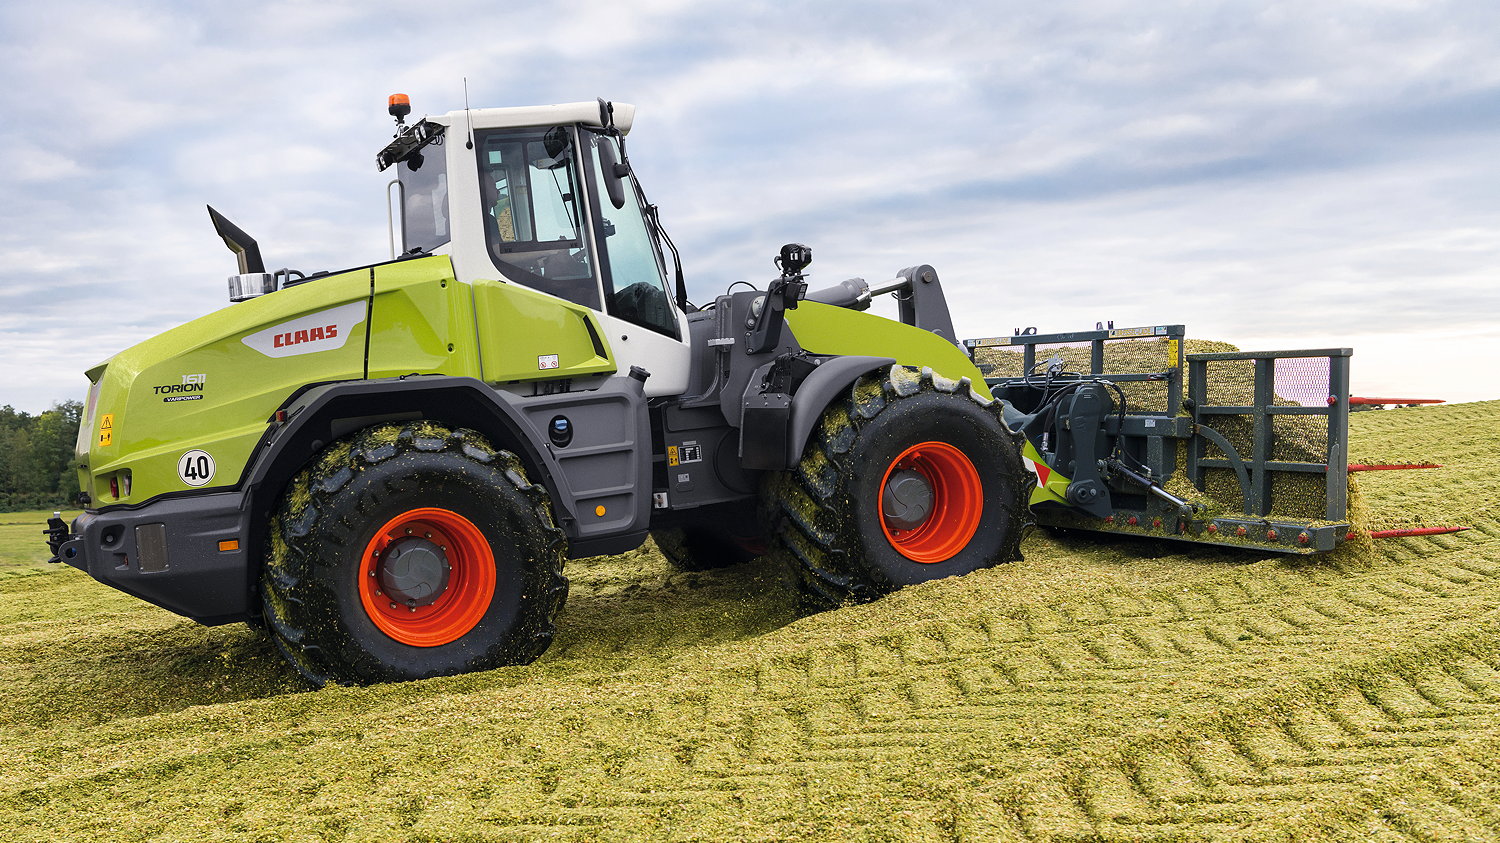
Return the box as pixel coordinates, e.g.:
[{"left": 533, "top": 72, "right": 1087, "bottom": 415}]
[{"left": 2, "top": 401, "right": 1497, "bottom": 841}]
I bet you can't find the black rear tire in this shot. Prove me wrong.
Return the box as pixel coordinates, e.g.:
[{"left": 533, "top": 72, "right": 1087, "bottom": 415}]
[
  {"left": 650, "top": 503, "right": 765, "bottom": 571},
  {"left": 261, "top": 422, "right": 567, "bottom": 687},
  {"left": 764, "top": 365, "right": 1032, "bottom": 608},
  {"left": 651, "top": 526, "right": 760, "bottom": 571}
]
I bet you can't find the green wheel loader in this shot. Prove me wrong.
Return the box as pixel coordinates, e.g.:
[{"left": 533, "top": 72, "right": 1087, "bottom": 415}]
[{"left": 46, "top": 96, "right": 1352, "bottom": 685}]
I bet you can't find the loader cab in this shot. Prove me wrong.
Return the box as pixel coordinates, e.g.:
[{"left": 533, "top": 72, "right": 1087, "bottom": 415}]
[{"left": 388, "top": 100, "right": 691, "bottom": 397}]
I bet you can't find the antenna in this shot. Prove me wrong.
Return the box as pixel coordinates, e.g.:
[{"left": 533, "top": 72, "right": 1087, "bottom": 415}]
[{"left": 463, "top": 77, "right": 475, "bottom": 150}]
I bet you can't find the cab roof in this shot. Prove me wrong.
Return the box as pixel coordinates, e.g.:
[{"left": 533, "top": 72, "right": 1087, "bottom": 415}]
[{"left": 427, "top": 101, "right": 636, "bottom": 135}]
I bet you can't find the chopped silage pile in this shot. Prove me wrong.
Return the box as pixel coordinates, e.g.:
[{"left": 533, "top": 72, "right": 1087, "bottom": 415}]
[
  {"left": 0, "top": 400, "right": 1496, "bottom": 841},
  {"left": 1343, "top": 400, "right": 1499, "bottom": 532}
]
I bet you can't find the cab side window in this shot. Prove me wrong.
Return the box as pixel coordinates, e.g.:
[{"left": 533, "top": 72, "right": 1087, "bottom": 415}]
[
  {"left": 477, "top": 127, "right": 600, "bottom": 309},
  {"left": 399, "top": 149, "right": 448, "bottom": 254}
]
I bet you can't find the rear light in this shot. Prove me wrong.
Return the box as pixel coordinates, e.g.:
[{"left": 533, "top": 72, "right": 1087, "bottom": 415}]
[{"left": 107, "top": 471, "right": 132, "bottom": 500}]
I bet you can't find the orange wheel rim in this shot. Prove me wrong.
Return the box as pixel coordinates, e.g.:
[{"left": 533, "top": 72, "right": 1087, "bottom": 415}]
[
  {"left": 878, "top": 441, "right": 983, "bottom": 563},
  {"left": 359, "top": 507, "right": 495, "bottom": 647}
]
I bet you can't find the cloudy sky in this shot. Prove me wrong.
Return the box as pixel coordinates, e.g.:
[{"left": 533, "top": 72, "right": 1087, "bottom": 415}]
[{"left": 3, "top": 0, "right": 1498, "bottom": 413}]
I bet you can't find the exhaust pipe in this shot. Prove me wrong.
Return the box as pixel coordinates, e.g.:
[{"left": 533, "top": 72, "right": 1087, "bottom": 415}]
[
  {"left": 208, "top": 205, "right": 277, "bottom": 302},
  {"left": 228, "top": 272, "right": 277, "bottom": 302}
]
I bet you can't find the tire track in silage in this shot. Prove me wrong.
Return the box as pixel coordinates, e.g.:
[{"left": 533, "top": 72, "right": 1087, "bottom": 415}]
[
  {"left": 1032, "top": 640, "right": 1500, "bottom": 840},
  {"left": 582, "top": 526, "right": 1500, "bottom": 838},
  {"left": 320, "top": 514, "right": 1500, "bottom": 839}
]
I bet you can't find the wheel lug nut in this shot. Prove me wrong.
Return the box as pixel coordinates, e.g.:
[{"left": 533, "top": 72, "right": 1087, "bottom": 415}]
[
  {"left": 405, "top": 527, "right": 413, "bottom": 534},
  {"left": 425, "top": 532, "right": 432, "bottom": 539},
  {"left": 389, "top": 602, "right": 398, "bottom": 609}
]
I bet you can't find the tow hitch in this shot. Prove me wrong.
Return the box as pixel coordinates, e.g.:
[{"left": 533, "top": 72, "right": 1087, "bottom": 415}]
[{"left": 44, "top": 512, "right": 69, "bottom": 564}]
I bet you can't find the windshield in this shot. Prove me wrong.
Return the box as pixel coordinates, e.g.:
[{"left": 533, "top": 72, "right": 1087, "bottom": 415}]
[
  {"left": 399, "top": 145, "right": 449, "bottom": 254},
  {"left": 583, "top": 131, "right": 677, "bottom": 338},
  {"left": 476, "top": 127, "right": 599, "bottom": 309}
]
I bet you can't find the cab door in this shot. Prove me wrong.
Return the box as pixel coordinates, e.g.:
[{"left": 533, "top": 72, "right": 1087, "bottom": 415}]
[
  {"left": 454, "top": 125, "right": 690, "bottom": 397},
  {"left": 575, "top": 128, "right": 691, "bottom": 397}
]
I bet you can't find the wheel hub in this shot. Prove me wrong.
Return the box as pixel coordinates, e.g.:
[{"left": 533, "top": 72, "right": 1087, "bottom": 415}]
[
  {"left": 882, "top": 468, "right": 934, "bottom": 532},
  {"left": 376, "top": 536, "right": 451, "bottom": 607},
  {"left": 877, "top": 441, "right": 984, "bottom": 564}
]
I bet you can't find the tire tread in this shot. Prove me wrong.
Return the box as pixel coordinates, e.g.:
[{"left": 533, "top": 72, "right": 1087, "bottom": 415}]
[
  {"left": 765, "top": 365, "right": 1034, "bottom": 608},
  {"left": 261, "top": 422, "right": 566, "bottom": 686}
]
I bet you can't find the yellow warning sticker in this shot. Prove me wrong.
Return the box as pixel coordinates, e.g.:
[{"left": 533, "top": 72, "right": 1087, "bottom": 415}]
[
  {"left": 1167, "top": 339, "right": 1180, "bottom": 365},
  {"left": 98, "top": 414, "right": 114, "bottom": 447},
  {"left": 667, "top": 445, "right": 679, "bottom": 467}
]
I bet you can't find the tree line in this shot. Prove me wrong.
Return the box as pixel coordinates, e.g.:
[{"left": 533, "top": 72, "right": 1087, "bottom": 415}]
[{"left": 0, "top": 402, "right": 83, "bottom": 511}]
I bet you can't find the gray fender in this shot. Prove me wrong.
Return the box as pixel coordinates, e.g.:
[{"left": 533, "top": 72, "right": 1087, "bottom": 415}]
[
  {"left": 783, "top": 355, "right": 895, "bottom": 467},
  {"left": 246, "top": 375, "right": 650, "bottom": 558}
]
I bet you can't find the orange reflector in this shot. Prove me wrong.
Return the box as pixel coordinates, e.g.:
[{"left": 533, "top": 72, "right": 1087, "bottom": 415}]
[
  {"left": 388, "top": 93, "right": 410, "bottom": 107},
  {"left": 594, "top": 505, "right": 606, "bottom": 517},
  {"left": 218, "top": 540, "right": 240, "bottom": 552}
]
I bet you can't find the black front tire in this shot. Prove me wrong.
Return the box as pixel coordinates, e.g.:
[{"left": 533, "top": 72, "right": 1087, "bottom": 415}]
[
  {"left": 261, "top": 422, "right": 567, "bottom": 687},
  {"left": 764, "top": 365, "right": 1032, "bottom": 608}
]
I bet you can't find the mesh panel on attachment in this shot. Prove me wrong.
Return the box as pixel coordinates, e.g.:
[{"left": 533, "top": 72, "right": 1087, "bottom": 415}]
[
  {"left": 973, "top": 336, "right": 1178, "bottom": 413},
  {"left": 1201, "top": 358, "right": 1255, "bottom": 406},
  {"left": 1202, "top": 416, "right": 1253, "bottom": 461},
  {"left": 971, "top": 346, "right": 1026, "bottom": 379},
  {"left": 1190, "top": 349, "right": 1340, "bottom": 521},
  {"left": 1274, "top": 356, "right": 1331, "bottom": 408},
  {"left": 1272, "top": 416, "right": 1327, "bottom": 462},
  {"left": 1268, "top": 473, "right": 1329, "bottom": 520}
]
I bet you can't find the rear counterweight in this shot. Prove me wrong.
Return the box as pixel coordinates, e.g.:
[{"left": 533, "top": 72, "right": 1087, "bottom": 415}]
[{"left": 57, "top": 492, "right": 252, "bottom": 625}]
